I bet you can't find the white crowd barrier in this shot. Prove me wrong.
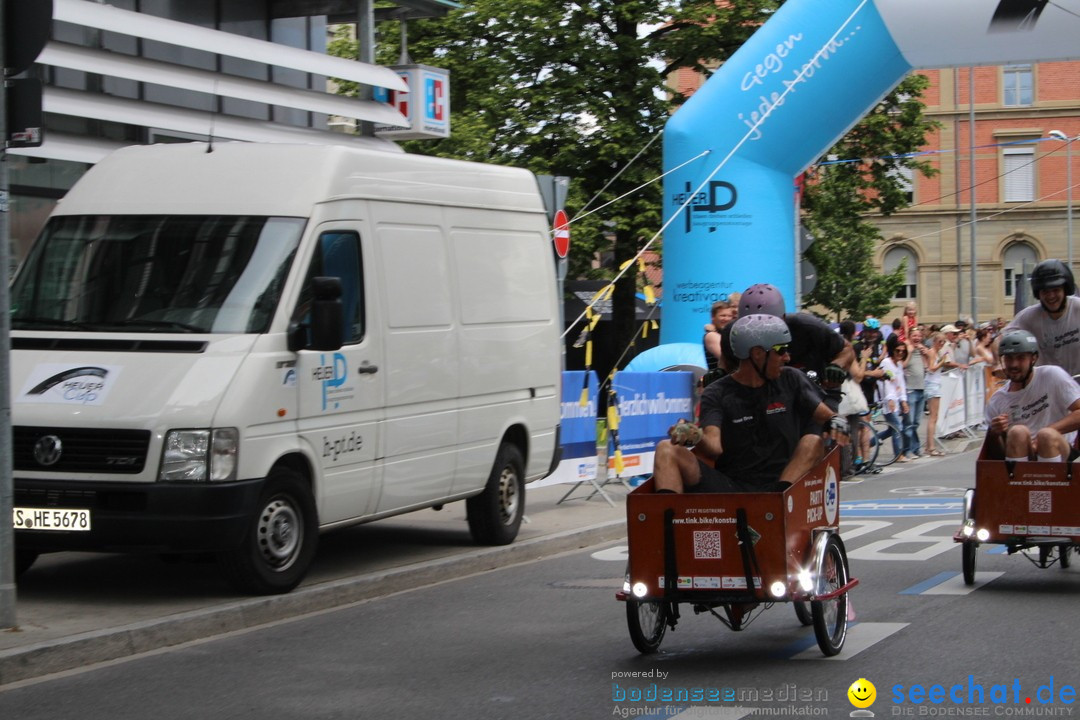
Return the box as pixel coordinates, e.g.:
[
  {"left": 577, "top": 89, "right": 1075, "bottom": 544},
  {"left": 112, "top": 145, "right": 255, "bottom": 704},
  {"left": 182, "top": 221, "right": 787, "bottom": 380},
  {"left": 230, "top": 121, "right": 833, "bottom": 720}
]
[{"left": 935, "top": 364, "right": 996, "bottom": 439}]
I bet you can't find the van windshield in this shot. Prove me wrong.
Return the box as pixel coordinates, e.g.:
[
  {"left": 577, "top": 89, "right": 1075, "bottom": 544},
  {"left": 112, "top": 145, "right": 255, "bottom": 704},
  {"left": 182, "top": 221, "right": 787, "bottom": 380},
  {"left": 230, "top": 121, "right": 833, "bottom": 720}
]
[{"left": 11, "top": 215, "right": 305, "bottom": 334}]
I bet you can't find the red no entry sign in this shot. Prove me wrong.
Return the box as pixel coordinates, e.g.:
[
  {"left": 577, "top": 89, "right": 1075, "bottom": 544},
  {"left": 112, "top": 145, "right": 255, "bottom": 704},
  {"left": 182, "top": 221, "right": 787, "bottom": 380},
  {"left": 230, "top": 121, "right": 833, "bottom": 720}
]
[{"left": 553, "top": 209, "right": 570, "bottom": 258}]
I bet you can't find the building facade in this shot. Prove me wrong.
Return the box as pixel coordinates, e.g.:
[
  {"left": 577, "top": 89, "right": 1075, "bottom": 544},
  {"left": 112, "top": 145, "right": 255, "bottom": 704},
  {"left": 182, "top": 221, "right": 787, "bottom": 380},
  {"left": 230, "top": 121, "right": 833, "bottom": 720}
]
[
  {"left": 6, "top": 0, "right": 454, "bottom": 269},
  {"left": 669, "top": 60, "right": 1080, "bottom": 326},
  {"left": 871, "top": 62, "right": 1080, "bottom": 325}
]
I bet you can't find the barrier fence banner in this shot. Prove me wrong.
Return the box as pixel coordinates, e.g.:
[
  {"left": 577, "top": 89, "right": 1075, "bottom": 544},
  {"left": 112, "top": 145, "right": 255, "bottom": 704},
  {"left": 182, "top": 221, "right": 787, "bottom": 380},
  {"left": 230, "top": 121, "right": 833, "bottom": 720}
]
[
  {"left": 985, "top": 365, "right": 1006, "bottom": 405},
  {"left": 937, "top": 370, "right": 967, "bottom": 437},
  {"left": 964, "top": 363, "right": 986, "bottom": 427},
  {"left": 608, "top": 371, "right": 696, "bottom": 478},
  {"left": 532, "top": 370, "right": 600, "bottom": 488}
]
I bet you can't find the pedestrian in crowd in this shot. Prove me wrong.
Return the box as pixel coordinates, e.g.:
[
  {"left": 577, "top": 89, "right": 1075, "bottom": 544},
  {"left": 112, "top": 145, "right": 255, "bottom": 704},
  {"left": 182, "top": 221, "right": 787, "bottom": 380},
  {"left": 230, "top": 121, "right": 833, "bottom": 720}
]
[
  {"left": 902, "top": 327, "right": 928, "bottom": 458},
  {"left": 972, "top": 326, "right": 996, "bottom": 366},
  {"left": 854, "top": 319, "right": 886, "bottom": 406},
  {"left": 939, "top": 324, "right": 969, "bottom": 372},
  {"left": 898, "top": 301, "right": 918, "bottom": 343},
  {"left": 952, "top": 317, "right": 974, "bottom": 364},
  {"left": 1003, "top": 259, "right": 1080, "bottom": 376},
  {"left": 837, "top": 319, "right": 870, "bottom": 476},
  {"left": 879, "top": 334, "right": 910, "bottom": 462},
  {"left": 916, "top": 323, "right": 931, "bottom": 347},
  {"left": 985, "top": 330, "right": 1080, "bottom": 462},
  {"left": 923, "top": 332, "right": 947, "bottom": 456},
  {"left": 853, "top": 319, "right": 886, "bottom": 466},
  {"left": 702, "top": 299, "right": 735, "bottom": 379}
]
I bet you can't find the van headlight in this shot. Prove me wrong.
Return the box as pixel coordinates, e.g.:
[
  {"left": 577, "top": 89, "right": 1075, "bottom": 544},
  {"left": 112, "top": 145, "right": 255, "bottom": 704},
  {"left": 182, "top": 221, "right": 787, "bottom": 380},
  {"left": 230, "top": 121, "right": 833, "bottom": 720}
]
[{"left": 160, "top": 428, "right": 239, "bottom": 482}]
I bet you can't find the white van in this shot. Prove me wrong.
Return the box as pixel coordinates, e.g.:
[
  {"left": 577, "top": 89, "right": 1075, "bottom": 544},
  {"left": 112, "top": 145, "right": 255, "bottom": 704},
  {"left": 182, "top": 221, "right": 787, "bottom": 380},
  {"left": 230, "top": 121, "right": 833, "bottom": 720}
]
[{"left": 10, "top": 142, "right": 561, "bottom": 594}]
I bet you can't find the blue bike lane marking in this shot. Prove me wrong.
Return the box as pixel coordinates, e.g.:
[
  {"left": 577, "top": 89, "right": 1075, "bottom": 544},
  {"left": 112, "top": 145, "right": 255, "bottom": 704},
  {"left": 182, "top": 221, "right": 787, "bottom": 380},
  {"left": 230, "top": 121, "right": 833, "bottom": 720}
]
[{"left": 841, "top": 497, "right": 963, "bottom": 518}]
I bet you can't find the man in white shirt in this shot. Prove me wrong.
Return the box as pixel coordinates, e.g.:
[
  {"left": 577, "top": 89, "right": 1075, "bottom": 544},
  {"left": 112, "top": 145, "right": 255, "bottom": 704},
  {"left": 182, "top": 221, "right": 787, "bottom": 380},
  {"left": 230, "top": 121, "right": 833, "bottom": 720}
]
[
  {"left": 938, "top": 324, "right": 968, "bottom": 372},
  {"left": 985, "top": 330, "right": 1080, "bottom": 462},
  {"left": 1003, "top": 259, "right": 1080, "bottom": 376}
]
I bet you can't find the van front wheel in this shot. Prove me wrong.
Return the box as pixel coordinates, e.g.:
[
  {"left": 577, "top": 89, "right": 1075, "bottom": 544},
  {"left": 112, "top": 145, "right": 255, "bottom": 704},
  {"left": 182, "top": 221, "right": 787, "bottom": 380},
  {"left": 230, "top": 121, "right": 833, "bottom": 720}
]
[
  {"left": 467, "top": 443, "right": 525, "bottom": 546},
  {"left": 222, "top": 468, "right": 318, "bottom": 595},
  {"left": 15, "top": 548, "right": 39, "bottom": 577}
]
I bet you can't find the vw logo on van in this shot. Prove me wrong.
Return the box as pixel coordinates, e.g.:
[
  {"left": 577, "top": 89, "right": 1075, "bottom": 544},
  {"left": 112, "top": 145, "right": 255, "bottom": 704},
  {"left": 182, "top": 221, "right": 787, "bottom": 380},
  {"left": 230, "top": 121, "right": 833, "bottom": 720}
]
[{"left": 33, "top": 435, "right": 63, "bottom": 467}]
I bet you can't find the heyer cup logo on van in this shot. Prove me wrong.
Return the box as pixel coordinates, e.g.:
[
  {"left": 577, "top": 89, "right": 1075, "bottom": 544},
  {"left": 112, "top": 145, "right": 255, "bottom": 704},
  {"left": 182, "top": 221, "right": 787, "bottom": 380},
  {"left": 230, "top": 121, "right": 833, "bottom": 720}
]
[
  {"left": 18, "top": 364, "right": 122, "bottom": 406},
  {"left": 312, "top": 353, "right": 353, "bottom": 411}
]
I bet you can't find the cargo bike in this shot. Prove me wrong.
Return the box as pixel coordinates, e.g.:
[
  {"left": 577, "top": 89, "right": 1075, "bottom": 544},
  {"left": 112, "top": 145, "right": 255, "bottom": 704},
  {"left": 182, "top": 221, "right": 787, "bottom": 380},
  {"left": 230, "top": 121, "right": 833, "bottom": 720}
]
[
  {"left": 955, "top": 437, "right": 1079, "bottom": 584},
  {"left": 615, "top": 447, "right": 858, "bottom": 656}
]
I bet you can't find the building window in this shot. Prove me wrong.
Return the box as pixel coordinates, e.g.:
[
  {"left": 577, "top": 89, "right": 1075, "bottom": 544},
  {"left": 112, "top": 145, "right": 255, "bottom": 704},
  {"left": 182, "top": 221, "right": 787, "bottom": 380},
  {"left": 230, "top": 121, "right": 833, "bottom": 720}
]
[
  {"left": 884, "top": 246, "right": 917, "bottom": 299},
  {"left": 889, "top": 165, "right": 914, "bottom": 204},
  {"left": 1003, "top": 64, "right": 1033, "bottom": 106},
  {"left": 1003, "top": 147, "right": 1035, "bottom": 202},
  {"left": 1003, "top": 242, "right": 1038, "bottom": 299}
]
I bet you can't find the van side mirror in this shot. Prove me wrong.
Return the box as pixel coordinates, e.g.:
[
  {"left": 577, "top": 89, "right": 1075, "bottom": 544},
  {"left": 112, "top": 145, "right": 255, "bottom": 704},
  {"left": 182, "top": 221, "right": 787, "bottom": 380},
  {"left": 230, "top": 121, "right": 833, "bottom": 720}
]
[
  {"left": 309, "top": 277, "right": 344, "bottom": 351},
  {"left": 288, "top": 276, "right": 343, "bottom": 352}
]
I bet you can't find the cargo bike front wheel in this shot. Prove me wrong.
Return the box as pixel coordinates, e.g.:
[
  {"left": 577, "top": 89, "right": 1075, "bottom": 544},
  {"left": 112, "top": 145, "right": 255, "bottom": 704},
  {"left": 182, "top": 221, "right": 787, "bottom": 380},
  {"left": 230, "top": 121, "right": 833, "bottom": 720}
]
[
  {"left": 810, "top": 534, "right": 850, "bottom": 657},
  {"left": 626, "top": 598, "right": 670, "bottom": 654}
]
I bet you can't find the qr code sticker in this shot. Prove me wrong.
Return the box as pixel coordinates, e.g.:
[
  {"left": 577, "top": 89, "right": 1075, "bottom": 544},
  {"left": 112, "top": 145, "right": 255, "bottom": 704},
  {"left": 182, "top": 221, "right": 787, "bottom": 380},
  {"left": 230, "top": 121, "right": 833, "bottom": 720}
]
[
  {"left": 1029, "top": 491, "right": 1052, "bottom": 514},
  {"left": 693, "top": 530, "right": 722, "bottom": 559}
]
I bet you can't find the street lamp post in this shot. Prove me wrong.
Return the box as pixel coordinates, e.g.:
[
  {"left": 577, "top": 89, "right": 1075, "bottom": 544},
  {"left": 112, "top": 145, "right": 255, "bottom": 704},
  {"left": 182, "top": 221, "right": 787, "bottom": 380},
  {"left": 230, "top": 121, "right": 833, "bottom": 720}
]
[{"left": 1049, "top": 130, "right": 1075, "bottom": 272}]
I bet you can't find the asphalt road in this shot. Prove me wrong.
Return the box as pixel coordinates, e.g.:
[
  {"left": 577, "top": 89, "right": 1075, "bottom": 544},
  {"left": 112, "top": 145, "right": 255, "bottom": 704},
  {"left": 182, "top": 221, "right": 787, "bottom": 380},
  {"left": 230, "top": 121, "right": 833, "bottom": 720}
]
[{"left": 3, "top": 451, "right": 1079, "bottom": 719}]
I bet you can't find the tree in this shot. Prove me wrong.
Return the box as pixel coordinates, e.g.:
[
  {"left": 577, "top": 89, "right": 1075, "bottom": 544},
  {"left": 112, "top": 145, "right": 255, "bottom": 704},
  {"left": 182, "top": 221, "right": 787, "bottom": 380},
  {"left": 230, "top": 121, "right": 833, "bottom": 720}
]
[
  {"left": 331, "top": 1, "right": 934, "bottom": 340},
  {"left": 800, "top": 73, "right": 941, "bottom": 321},
  {"left": 331, "top": 1, "right": 775, "bottom": 372}
]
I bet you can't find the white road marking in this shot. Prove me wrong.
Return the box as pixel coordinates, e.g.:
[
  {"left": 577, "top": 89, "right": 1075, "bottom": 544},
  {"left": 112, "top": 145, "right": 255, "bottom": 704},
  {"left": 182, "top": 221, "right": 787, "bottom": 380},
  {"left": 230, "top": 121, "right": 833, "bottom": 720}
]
[{"left": 791, "top": 622, "right": 908, "bottom": 661}]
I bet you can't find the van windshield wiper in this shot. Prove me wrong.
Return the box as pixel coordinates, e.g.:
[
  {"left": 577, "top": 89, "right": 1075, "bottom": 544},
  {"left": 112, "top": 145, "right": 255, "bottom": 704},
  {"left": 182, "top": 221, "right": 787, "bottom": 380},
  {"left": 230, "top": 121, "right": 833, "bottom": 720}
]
[
  {"left": 11, "top": 316, "right": 95, "bottom": 331},
  {"left": 105, "top": 319, "right": 205, "bottom": 333}
]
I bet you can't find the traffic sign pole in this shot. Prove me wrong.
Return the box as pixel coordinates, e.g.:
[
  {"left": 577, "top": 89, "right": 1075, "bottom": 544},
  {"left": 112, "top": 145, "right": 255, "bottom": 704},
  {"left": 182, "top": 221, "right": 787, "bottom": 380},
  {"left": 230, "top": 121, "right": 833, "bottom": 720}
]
[
  {"left": 553, "top": 209, "right": 570, "bottom": 259},
  {"left": 0, "top": 0, "right": 17, "bottom": 630}
]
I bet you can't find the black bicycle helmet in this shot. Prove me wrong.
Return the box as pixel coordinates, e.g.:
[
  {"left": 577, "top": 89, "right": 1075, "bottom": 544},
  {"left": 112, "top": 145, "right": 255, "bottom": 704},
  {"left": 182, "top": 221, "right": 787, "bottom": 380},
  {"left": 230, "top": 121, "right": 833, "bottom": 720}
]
[
  {"left": 739, "top": 283, "right": 786, "bottom": 318},
  {"left": 1030, "top": 259, "right": 1075, "bottom": 297}
]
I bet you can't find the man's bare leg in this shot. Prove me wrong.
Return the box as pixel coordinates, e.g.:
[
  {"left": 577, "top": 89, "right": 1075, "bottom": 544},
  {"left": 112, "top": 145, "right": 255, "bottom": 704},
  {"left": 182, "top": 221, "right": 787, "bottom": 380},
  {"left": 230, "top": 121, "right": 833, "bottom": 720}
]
[
  {"left": 778, "top": 434, "right": 826, "bottom": 484},
  {"left": 1004, "top": 425, "right": 1033, "bottom": 459},
  {"left": 652, "top": 439, "right": 704, "bottom": 493},
  {"left": 1033, "top": 427, "right": 1072, "bottom": 461}
]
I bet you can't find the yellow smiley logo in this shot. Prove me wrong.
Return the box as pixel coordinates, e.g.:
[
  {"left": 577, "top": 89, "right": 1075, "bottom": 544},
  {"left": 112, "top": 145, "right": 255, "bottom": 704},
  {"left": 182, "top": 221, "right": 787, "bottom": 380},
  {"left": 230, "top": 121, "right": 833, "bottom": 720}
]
[{"left": 848, "top": 678, "right": 877, "bottom": 709}]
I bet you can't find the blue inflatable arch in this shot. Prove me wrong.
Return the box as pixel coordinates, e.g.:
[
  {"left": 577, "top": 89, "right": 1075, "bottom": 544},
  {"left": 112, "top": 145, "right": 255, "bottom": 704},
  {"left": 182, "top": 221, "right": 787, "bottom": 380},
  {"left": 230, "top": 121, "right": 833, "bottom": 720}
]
[{"left": 661, "top": 0, "right": 1080, "bottom": 344}]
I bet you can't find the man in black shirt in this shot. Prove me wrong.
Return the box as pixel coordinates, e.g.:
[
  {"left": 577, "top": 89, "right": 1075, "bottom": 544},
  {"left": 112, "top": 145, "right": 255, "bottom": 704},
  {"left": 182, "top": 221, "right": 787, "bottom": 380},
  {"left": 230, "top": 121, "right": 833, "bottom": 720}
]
[
  {"left": 654, "top": 314, "right": 848, "bottom": 493},
  {"left": 719, "top": 284, "right": 854, "bottom": 411}
]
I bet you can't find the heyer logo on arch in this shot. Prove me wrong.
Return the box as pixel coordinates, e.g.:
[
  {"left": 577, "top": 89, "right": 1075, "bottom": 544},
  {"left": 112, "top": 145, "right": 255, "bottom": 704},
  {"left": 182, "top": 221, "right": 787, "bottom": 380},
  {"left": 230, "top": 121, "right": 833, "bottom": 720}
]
[{"left": 672, "top": 180, "right": 746, "bottom": 234}]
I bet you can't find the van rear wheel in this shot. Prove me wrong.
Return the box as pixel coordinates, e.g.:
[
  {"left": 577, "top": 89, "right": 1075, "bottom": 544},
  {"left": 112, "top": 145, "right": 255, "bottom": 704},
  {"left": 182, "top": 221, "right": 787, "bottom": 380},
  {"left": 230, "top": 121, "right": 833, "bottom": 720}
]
[
  {"left": 221, "top": 467, "right": 318, "bottom": 595},
  {"left": 467, "top": 443, "right": 525, "bottom": 545}
]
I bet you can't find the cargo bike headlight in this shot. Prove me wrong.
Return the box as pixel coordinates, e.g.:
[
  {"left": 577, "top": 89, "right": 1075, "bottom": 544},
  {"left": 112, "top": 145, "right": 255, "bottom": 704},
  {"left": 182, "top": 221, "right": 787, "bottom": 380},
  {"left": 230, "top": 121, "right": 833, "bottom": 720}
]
[{"left": 160, "top": 428, "right": 239, "bottom": 482}]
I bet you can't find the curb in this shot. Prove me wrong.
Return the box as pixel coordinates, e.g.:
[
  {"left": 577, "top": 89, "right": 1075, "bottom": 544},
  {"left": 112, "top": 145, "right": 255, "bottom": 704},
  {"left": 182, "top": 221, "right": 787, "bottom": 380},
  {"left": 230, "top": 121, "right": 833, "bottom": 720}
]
[{"left": 0, "top": 519, "right": 628, "bottom": 687}]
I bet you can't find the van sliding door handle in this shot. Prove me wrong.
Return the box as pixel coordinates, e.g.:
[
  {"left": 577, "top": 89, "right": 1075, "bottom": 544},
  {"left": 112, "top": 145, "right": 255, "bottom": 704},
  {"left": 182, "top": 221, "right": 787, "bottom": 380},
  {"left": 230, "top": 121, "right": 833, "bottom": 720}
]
[{"left": 357, "top": 363, "right": 379, "bottom": 374}]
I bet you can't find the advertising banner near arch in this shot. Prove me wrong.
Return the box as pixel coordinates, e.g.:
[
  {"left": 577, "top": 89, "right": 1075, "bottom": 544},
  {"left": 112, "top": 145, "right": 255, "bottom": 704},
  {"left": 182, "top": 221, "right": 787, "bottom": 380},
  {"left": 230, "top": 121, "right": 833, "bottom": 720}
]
[
  {"left": 608, "top": 371, "right": 695, "bottom": 478},
  {"left": 532, "top": 371, "right": 600, "bottom": 487}
]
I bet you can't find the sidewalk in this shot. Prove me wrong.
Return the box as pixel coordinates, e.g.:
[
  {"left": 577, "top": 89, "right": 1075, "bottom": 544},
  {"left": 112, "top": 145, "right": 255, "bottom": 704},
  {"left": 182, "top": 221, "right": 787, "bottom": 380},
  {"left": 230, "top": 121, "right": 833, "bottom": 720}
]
[{"left": 0, "top": 482, "right": 629, "bottom": 687}]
